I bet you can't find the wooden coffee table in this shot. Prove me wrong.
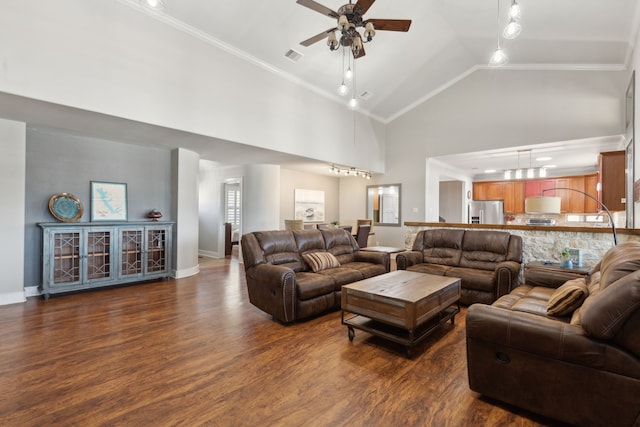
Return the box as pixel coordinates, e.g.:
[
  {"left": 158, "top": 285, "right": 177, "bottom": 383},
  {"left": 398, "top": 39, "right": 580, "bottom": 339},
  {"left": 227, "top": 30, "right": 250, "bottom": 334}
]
[{"left": 341, "top": 270, "right": 461, "bottom": 358}]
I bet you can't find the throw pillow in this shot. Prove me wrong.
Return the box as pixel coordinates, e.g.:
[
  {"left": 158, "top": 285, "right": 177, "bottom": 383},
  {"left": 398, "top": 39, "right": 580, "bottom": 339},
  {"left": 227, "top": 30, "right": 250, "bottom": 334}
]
[
  {"left": 302, "top": 252, "right": 340, "bottom": 273},
  {"left": 546, "top": 277, "right": 589, "bottom": 317}
]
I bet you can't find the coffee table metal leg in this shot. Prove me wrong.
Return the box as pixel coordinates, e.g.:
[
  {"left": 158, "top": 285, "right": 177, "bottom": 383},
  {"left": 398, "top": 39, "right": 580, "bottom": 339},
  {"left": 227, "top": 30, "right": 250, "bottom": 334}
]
[{"left": 348, "top": 326, "right": 355, "bottom": 342}]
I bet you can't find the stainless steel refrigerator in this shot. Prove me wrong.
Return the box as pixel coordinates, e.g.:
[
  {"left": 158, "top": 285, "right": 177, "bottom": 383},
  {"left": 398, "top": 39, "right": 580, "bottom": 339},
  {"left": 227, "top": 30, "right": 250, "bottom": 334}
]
[{"left": 468, "top": 200, "right": 504, "bottom": 224}]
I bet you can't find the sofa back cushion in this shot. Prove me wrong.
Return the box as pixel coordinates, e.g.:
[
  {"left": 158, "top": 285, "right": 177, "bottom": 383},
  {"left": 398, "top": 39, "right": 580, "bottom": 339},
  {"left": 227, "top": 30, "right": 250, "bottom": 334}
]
[
  {"left": 598, "top": 242, "right": 640, "bottom": 289},
  {"left": 293, "top": 230, "right": 327, "bottom": 271},
  {"left": 580, "top": 269, "right": 640, "bottom": 350},
  {"left": 459, "top": 231, "right": 511, "bottom": 271},
  {"left": 322, "top": 228, "right": 357, "bottom": 264},
  {"left": 253, "top": 230, "right": 304, "bottom": 272},
  {"left": 413, "top": 229, "right": 464, "bottom": 267}
]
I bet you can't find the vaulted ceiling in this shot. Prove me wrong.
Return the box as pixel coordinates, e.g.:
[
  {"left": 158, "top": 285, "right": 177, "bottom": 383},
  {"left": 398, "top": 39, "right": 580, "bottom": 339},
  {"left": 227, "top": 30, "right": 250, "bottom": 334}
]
[{"left": 128, "top": 0, "right": 640, "bottom": 122}]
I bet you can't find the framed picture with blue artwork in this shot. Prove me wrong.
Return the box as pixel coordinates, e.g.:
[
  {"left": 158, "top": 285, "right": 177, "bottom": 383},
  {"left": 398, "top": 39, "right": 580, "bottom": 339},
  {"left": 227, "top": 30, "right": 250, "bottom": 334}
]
[{"left": 90, "top": 181, "right": 128, "bottom": 221}]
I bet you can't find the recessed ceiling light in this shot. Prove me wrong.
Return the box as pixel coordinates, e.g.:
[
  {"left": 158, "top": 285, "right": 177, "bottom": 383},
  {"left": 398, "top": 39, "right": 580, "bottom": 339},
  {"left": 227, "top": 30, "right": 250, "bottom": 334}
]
[
  {"left": 140, "top": 0, "right": 166, "bottom": 12},
  {"left": 484, "top": 169, "right": 497, "bottom": 173},
  {"left": 536, "top": 156, "right": 552, "bottom": 162}
]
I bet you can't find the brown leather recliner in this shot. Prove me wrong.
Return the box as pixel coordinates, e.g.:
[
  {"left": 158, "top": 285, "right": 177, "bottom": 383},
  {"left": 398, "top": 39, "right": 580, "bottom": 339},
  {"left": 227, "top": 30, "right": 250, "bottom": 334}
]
[
  {"left": 241, "top": 228, "right": 389, "bottom": 323},
  {"left": 466, "top": 242, "right": 640, "bottom": 426},
  {"left": 396, "top": 229, "right": 522, "bottom": 305}
]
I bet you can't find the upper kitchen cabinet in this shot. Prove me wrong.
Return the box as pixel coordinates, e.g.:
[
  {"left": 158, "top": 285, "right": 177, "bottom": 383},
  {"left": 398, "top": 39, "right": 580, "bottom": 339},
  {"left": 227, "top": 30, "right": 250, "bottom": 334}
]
[{"left": 599, "top": 151, "right": 626, "bottom": 212}]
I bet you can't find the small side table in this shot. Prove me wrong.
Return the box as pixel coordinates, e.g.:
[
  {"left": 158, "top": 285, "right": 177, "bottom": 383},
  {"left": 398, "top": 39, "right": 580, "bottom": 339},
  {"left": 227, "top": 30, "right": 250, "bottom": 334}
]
[
  {"left": 524, "top": 261, "right": 592, "bottom": 288},
  {"left": 359, "top": 246, "right": 406, "bottom": 254},
  {"left": 525, "top": 261, "right": 591, "bottom": 276}
]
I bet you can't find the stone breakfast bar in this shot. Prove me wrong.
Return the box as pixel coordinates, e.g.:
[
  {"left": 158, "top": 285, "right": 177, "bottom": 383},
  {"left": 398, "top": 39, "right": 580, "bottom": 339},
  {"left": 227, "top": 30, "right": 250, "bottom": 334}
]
[{"left": 403, "top": 222, "right": 640, "bottom": 273}]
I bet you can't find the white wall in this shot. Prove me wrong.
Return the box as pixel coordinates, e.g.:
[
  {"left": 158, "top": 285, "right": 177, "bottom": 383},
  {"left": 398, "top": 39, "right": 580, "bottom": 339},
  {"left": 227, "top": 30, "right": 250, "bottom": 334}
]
[
  {"left": 0, "top": 119, "right": 26, "bottom": 304},
  {"left": 0, "top": 0, "right": 385, "bottom": 173},
  {"left": 171, "top": 148, "right": 200, "bottom": 278},
  {"left": 243, "top": 165, "right": 280, "bottom": 233},
  {"left": 198, "top": 160, "right": 222, "bottom": 258},
  {"left": 381, "top": 69, "right": 627, "bottom": 244}
]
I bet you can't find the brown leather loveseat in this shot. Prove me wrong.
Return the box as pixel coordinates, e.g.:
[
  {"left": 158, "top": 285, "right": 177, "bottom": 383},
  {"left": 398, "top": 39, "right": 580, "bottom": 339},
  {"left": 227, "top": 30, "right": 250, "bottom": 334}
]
[
  {"left": 396, "top": 229, "right": 522, "bottom": 305},
  {"left": 466, "top": 242, "right": 640, "bottom": 426},
  {"left": 241, "top": 228, "right": 389, "bottom": 323}
]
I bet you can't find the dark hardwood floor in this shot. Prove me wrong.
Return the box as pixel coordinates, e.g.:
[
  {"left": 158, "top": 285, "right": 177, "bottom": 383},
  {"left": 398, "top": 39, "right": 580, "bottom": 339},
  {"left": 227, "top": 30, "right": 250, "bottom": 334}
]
[{"left": 0, "top": 251, "right": 567, "bottom": 426}]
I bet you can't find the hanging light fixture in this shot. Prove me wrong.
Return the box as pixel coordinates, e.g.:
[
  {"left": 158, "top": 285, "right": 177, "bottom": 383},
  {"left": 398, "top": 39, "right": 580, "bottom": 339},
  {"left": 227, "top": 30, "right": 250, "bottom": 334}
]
[
  {"left": 508, "top": 0, "right": 522, "bottom": 21},
  {"left": 503, "top": 17, "right": 522, "bottom": 39},
  {"left": 337, "top": 48, "right": 349, "bottom": 96},
  {"left": 348, "top": 57, "right": 359, "bottom": 110},
  {"left": 489, "top": 0, "right": 508, "bottom": 67}
]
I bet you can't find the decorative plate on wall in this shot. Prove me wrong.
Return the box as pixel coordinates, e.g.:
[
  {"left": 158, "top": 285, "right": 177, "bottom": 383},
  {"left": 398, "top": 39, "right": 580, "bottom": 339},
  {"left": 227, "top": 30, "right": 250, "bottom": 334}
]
[{"left": 48, "top": 193, "right": 83, "bottom": 222}]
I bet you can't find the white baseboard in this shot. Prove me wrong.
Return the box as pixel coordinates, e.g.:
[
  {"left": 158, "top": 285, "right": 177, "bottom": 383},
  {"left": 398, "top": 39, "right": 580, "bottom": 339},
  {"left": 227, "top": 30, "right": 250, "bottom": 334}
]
[
  {"left": 198, "top": 250, "right": 223, "bottom": 259},
  {"left": 0, "top": 291, "right": 27, "bottom": 306},
  {"left": 25, "top": 286, "right": 41, "bottom": 297},
  {"left": 173, "top": 265, "right": 200, "bottom": 279}
]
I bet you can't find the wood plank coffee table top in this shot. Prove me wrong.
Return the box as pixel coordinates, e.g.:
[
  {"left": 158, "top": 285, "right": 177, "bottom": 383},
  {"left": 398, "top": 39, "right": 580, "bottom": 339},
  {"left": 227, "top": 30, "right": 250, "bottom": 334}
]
[{"left": 341, "top": 270, "right": 461, "bottom": 357}]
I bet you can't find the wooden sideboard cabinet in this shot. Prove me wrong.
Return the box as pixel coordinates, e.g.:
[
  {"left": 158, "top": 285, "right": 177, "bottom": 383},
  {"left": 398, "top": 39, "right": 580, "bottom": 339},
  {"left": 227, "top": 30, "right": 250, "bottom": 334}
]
[{"left": 39, "top": 221, "right": 174, "bottom": 298}]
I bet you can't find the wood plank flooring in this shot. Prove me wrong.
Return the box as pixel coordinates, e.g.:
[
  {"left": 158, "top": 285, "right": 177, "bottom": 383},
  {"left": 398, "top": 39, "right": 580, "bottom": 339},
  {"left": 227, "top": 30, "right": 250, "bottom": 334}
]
[{"left": 0, "top": 254, "right": 567, "bottom": 426}]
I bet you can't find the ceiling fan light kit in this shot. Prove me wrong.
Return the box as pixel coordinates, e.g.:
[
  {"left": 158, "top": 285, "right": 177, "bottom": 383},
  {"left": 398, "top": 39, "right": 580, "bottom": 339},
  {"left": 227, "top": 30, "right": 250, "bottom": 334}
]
[{"left": 296, "top": 0, "right": 411, "bottom": 108}]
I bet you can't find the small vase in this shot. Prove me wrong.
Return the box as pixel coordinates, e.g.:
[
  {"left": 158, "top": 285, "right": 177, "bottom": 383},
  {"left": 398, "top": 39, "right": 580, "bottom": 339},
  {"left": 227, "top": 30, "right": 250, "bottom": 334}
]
[{"left": 560, "top": 259, "right": 573, "bottom": 269}]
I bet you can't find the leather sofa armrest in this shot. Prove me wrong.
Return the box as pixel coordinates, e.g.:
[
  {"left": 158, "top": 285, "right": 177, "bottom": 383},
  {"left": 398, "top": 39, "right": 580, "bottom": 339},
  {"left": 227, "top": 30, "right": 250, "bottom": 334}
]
[
  {"left": 396, "top": 250, "right": 423, "bottom": 270},
  {"left": 466, "top": 304, "right": 637, "bottom": 375},
  {"left": 245, "top": 263, "right": 297, "bottom": 323},
  {"left": 494, "top": 260, "right": 521, "bottom": 298},
  {"left": 354, "top": 250, "right": 390, "bottom": 272},
  {"left": 524, "top": 268, "right": 586, "bottom": 288}
]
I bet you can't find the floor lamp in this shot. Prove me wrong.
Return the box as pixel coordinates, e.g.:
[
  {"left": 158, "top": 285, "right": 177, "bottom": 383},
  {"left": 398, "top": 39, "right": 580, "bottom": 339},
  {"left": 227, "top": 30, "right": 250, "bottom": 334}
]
[{"left": 525, "top": 187, "right": 618, "bottom": 245}]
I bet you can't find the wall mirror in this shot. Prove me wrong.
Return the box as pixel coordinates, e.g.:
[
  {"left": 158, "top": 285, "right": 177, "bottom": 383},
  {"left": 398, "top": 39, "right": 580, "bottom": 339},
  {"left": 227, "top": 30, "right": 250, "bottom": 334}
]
[{"left": 367, "top": 184, "right": 401, "bottom": 226}]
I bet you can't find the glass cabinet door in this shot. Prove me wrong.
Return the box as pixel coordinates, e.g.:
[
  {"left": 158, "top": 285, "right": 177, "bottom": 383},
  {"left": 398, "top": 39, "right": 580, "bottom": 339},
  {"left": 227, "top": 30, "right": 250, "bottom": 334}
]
[
  {"left": 51, "top": 231, "right": 82, "bottom": 286},
  {"left": 86, "top": 229, "right": 113, "bottom": 282},
  {"left": 120, "top": 229, "right": 143, "bottom": 278},
  {"left": 145, "top": 227, "right": 169, "bottom": 274}
]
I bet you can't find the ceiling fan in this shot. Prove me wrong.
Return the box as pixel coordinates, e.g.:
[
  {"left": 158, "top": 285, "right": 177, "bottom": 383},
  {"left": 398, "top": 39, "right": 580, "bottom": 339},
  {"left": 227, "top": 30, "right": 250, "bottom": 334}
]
[{"left": 296, "top": 0, "right": 412, "bottom": 59}]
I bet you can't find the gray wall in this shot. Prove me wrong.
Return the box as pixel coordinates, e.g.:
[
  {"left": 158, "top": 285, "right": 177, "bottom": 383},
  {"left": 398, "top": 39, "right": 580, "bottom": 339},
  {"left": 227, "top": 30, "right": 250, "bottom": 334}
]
[{"left": 24, "top": 128, "right": 172, "bottom": 288}]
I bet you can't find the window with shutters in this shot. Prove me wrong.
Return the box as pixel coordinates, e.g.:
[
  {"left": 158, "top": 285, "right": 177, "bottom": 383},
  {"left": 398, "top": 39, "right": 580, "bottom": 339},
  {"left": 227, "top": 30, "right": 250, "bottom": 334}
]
[{"left": 225, "top": 184, "right": 240, "bottom": 226}]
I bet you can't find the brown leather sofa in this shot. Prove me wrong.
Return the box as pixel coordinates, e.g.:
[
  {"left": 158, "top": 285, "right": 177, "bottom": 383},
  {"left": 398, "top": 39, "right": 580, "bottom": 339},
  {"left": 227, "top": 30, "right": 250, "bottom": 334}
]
[
  {"left": 396, "top": 229, "right": 522, "bottom": 305},
  {"left": 241, "top": 228, "right": 389, "bottom": 323},
  {"left": 466, "top": 242, "right": 640, "bottom": 426}
]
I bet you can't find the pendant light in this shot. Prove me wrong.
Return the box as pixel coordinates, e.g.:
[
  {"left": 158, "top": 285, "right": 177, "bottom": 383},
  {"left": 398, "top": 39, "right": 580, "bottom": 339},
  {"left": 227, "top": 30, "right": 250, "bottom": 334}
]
[
  {"left": 489, "top": 0, "right": 508, "bottom": 67},
  {"left": 337, "top": 48, "right": 349, "bottom": 96}
]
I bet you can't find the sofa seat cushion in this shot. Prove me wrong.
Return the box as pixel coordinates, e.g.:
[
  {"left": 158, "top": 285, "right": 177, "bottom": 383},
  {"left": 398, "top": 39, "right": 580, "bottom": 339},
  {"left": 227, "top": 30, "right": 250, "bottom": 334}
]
[
  {"left": 406, "top": 264, "right": 451, "bottom": 276},
  {"left": 341, "top": 261, "right": 387, "bottom": 279},
  {"left": 295, "top": 272, "right": 337, "bottom": 301},
  {"left": 446, "top": 267, "right": 496, "bottom": 293},
  {"left": 318, "top": 267, "right": 364, "bottom": 288},
  {"left": 493, "top": 285, "right": 559, "bottom": 318}
]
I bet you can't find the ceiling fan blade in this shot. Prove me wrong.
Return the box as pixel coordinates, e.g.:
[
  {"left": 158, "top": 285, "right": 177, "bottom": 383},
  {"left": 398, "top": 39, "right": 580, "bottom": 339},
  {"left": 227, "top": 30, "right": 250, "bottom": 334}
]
[
  {"left": 354, "top": 0, "right": 376, "bottom": 15},
  {"left": 300, "top": 28, "right": 337, "bottom": 47},
  {"left": 296, "top": 0, "right": 339, "bottom": 19},
  {"left": 365, "top": 19, "right": 412, "bottom": 32}
]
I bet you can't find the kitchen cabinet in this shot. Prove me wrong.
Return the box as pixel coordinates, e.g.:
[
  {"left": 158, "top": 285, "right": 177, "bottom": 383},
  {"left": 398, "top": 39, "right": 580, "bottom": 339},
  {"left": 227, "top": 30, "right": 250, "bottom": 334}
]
[
  {"left": 473, "top": 181, "right": 525, "bottom": 213},
  {"left": 474, "top": 174, "right": 602, "bottom": 214},
  {"left": 599, "top": 151, "right": 625, "bottom": 211}
]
